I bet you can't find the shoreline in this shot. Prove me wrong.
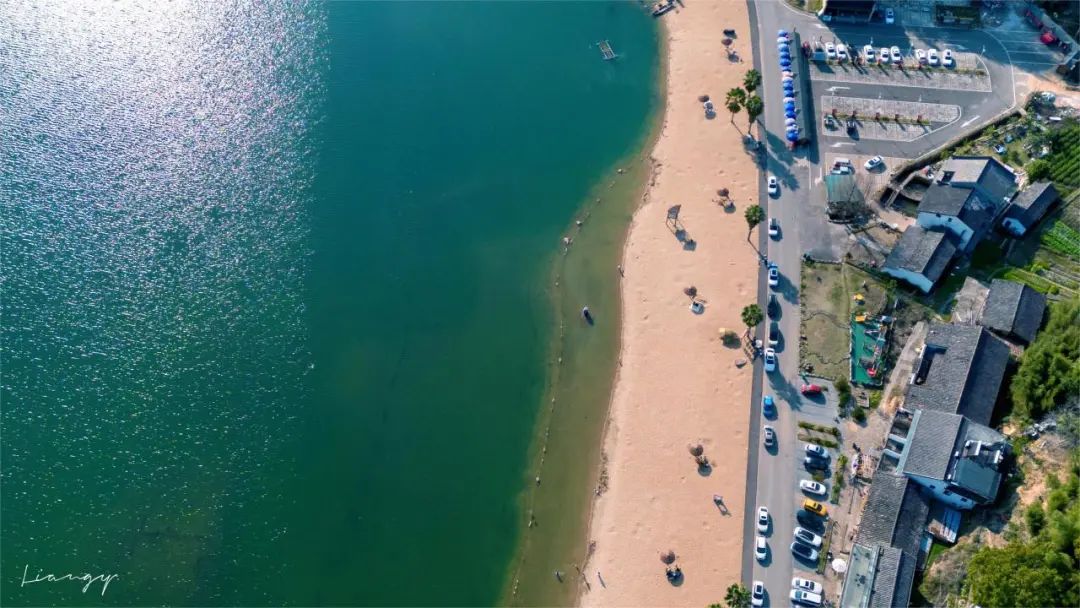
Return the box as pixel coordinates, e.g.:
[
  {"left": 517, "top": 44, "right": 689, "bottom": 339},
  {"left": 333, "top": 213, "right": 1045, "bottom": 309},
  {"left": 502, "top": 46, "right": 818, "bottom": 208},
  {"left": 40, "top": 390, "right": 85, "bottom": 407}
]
[
  {"left": 580, "top": 2, "right": 760, "bottom": 605},
  {"left": 500, "top": 18, "right": 668, "bottom": 606}
]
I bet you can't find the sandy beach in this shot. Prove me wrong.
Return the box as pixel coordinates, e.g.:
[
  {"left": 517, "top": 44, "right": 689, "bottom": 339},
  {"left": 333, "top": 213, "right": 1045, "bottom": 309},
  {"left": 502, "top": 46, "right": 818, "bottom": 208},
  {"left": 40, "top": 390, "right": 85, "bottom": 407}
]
[{"left": 580, "top": 2, "right": 760, "bottom": 606}]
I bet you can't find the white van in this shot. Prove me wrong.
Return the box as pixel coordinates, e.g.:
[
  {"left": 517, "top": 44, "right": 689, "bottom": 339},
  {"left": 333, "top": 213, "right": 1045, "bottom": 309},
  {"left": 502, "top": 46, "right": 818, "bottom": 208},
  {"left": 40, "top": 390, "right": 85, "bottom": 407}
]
[
  {"left": 833, "top": 157, "right": 852, "bottom": 167},
  {"left": 790, "top": 588, "right": 823, "bottom": 606}
]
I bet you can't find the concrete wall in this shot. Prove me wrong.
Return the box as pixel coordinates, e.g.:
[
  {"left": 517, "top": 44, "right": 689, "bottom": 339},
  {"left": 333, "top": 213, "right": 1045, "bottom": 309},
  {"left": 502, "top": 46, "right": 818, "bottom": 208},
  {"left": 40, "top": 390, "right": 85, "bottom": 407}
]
[
  {"left": 918, "top": 212, "right": 974, "bottom": 250},
  {"left": 882, "top": 266, "right": 934, "bottom": 294}
]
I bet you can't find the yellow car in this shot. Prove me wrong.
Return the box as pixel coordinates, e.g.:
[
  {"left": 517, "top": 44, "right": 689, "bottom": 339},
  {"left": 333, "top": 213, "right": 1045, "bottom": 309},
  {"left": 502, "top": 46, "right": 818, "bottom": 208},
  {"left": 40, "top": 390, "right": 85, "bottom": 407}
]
[{"left": 802, "top": 499, "right": 827, "bottom": 517}]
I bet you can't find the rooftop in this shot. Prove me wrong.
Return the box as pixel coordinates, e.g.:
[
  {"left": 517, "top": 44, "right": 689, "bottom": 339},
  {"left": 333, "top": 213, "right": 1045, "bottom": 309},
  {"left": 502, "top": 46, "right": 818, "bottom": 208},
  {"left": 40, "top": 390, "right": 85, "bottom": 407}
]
[
  {"left": 898, "top": 410, "right": 964, "bottom": 480},
  {"left": 949, "top": 421, "right": 1009, "bottom": 501},
  {"left": 940, "top": 156, "right": 1017, "bottom": 201},
  {"left": 854, "top": 472, "right": 930, "bottom": 608},
  {"left": 883, "top": 225, "right": 957, "bottom": 282},
  {"left": 918, "top": 184, "right": 998, "bottom": 237},
  {"left": 907, "top": 323, "right": 1011, "bottom": 425},
  {"left": 981, "top": 279, "right": 1047, "bottom": 344}
]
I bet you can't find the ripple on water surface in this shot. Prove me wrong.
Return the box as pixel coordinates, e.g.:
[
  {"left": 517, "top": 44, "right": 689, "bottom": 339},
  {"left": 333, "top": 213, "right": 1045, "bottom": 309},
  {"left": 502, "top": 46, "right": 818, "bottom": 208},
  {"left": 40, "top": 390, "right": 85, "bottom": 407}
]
[{"left": 1, "top": 1, "right": 323, "bottom": 604}]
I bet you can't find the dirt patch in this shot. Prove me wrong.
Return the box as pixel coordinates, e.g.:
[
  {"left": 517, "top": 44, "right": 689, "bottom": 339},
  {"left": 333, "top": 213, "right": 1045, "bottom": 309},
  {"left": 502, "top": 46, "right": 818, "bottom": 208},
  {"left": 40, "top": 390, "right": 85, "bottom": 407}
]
[{"left": 800, "top": 261, "right": 850, "bottom": 379}]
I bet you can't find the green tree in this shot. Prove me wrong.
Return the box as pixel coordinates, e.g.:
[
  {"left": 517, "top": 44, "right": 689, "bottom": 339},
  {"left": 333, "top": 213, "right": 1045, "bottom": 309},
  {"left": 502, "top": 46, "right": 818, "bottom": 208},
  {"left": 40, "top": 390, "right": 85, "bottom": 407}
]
[
  {"left": 743, "top": 69, "right": 761, "bottom": 93},
  {"left": 1026, "top": 503, "right": 1047, "bottom": 536},
  {"left": 1026, "top": 158, "right": 1052, "bottom": 181},
  {"left": 725, "top": 87, "right": 746, "bottom": 124},
  {"left": 966, "top": 541, "right": 1077, "bottom": 608},
  {"left": 744, "top": 95, "right": 764, "bottom": 130},
  {"left": 744, "top": 204, "right": 765, "bottom": 240},
  {"left": 1009, "top": 299, "right": 1080, "bottom": 421},
  {"left": 724, "top": 582, "right": 751, "bottom": 608},
  {"left": 741, "top": 304, "right": 764, "bottom": 329}
]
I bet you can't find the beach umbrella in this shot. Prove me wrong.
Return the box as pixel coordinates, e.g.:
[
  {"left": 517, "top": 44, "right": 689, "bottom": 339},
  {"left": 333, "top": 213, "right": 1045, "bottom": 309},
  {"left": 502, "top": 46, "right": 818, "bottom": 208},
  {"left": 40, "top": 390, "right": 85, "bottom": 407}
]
[
  {"left": 781, "top": 75, "right": 793, "bottom": 82},
  {"left": 784, "top": 102, "right": 796, "bottom": 110},
  {"left": 785, "top": 112, "right": 797, "bottom": 120},
  {"left": 698, "top": 94, "right": 710, "bottom": 103},
  {"left": 786, "top": 131, "right": 799, "bottom": 142},
  {"left": 779, "top": 58, "right": 792, "bottom": 68},
  {"left": 782, "top": 70, "right": 793, "bottom": 78},
  {"left": 776, "top": 36, "right": 788, "bottom": 44},
  {"left": 776, "top": 43, "right": 787, "bottom": 50},
  {"left": 717, "top": 187, "right": 729, "bottom": 198},
  {"left": 832, "top": 559, "right": 848, "bottom": 574},
  {"left": 683, "top": 286, "right": 698, "bottom": 298},
  {"left": 660, "top": 550, "right": 677, "bottom": 564},
  {"left": 777, "top": 29, "right": 788, "bottom": 36},
  {"left": 785, "top": 117, "right": 797, "bottom": 126},
  {"left": 722, "top": 38, "right": 733, "bottom": 47},
  {"left": 783, "top": 84, "right": 795, "bottom": 93},
  {"left": 783, "top": 96, "right": 795, "bottom": 103},
  {"left": 687, "top": 442, "right": 703, "bottom": 456},
  {"left": 779, "top": 46, "right": 791, "bottom": 55}
]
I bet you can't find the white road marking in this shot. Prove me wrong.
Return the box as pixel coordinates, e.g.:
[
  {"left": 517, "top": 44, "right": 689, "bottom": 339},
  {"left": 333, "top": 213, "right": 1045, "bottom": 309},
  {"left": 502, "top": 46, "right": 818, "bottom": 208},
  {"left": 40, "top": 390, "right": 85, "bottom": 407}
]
[
  {"left": 826, "top": 86, "right": 851, "bottom": 92},
  {"left": 830, "top": 142, "right": 856, "bottom": 147},
  {"left": 960, "top": 115, "right": 981, "bottom": 127}
]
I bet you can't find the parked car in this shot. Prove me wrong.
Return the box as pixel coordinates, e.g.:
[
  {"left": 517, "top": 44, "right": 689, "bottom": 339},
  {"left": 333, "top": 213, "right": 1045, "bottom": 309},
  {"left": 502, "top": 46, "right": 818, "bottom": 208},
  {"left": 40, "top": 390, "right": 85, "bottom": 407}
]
[
  {"left": 825, "top": 42, "right": 836, "bottom": 59},
  {"left": 792, "top": 578, "right": 824, "bottom": 594},
  {"left": 804, "top": 455, "right": 828, "bottom": 470},
  {"left": 768, "top": 265, "right": 780, "bottom": 288},
  {"left": 800, "top": 383, "right": 822, "bottom": 395},
  {"left": 890, "top": 46, "right": 902, "bottom": 63},
  {"left": 831, "top": 165, "right": 852, "bottom": 175},
  {"left": 863, "top": 44, "right": 875, "bottom": 63},
  {"left": 800, "top": 480, "right": 827, "bottom": 495},
  {"left": 836, "top": 44, "right": 848, "bottom": 61},
  {"left": 768, "top": 175, "right": 779, "bottom": 196},
  {"left": 879, "top": 47, "right": 890, "bottom": 63},
  {"left": 768, "top": 321, "right": 780, "bottom": 346},
  {"left": 942, "top": 49, "right": 954, "bottom": 67},
  {"left": 864, "top": 155, "right": 884, "bottom": 170},
  {"left": 762, "top": 394, "right": 776, "bottom": 417},
  {"left": 915, "top": 48, "right": 926, "bottom": 64},
  {"left": 757, "top": 506, "right": 770, "bottom": 533},
  {"left": 790, "top": 541, "right": 820, "bottom": 562},
  {"left": 763, "top": 348, "right": 777, "bottom": 372},
  {"left": 794, "top": 526, "right": 823, "bottom": 548},
  {"left": 802, "top": 499, "right": 828, "bottom": 516},
  {"left": 764, "top": 425, "right": 776, "bottom": 447},
  {"left": 755, "top": 535, "right": 768, "bottom": 561},
  {"left": 885, "top": 7, "right": 895, "bottom": 24},
  {"left": 767, "top": 293, "right": 779, "bottom": 319},
  {"left": 928, "top": 48, "right": 940, "bottom": 66},
  {"left": 752, "top": 581, "right": 766, "bottom": 607},
  {"left": 768, "top": 217, "right": 780, "bottom": 238},
  {"left": 797, "top": 509, "right": 826, "bottom": 533},
  {"left": 805, "top": 443, "right": 829, "bottom": 458},
  {"left": 994, "top": 143, "right": 1007, "bottom": 154},
  {"left": 790, "top": 588, "right": 823, "bottom": 606}
]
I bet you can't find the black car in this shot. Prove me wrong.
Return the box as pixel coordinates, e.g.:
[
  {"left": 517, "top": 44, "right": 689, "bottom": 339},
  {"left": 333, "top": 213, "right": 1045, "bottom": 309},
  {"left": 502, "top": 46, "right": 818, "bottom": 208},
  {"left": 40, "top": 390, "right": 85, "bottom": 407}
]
[
  {"left": 804, "top": 455, "right": 829, "bottom": 471},
  {"left": 790, "top": 541, "right": 819, "bottom": 562},
  {"left": 768, "top": 321, "right": 780, "bottom": 346},
  {"left": 797, "top": 510, "right": 826, "bottom": 533},
  {"left": 767, "top": 293, "right": 779, "bottom": 319}
]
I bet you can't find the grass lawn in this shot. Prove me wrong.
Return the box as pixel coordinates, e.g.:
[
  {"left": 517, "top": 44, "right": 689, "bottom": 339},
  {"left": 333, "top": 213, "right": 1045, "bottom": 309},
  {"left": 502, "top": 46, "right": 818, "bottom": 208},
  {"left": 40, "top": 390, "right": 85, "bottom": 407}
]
[{"left": 800, "top": 261, "right": 851, "bottom": 380}]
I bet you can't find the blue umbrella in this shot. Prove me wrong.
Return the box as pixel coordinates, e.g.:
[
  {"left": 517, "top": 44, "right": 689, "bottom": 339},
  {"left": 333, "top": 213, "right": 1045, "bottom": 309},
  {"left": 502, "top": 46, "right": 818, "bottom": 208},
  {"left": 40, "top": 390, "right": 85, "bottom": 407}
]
[
  {"left": 783, "top": 82, "right": 795, "bottom": 89},
  {"left": 777, "top": 29, "right": 788, "bottom": 36},
  {"left": 777, "top": 36, "right": 788, "bottom": 44},
  {"left": 779, "top": 46, "right": 791, "bottom": 54},
  {"left": 786, "top": 131, "right": 799, "bottom": 142},
  {"left": 779, "top": 58, "right": 792, "bottom": 66},
  {"left": 781, "top": 75, "right": 794, "bottom": 83},
  {"left": 785, "top": 102, "right": 796, "bottom": 110},
  {"left": 783, "top": 97, "right": 795, "bottom": 103},
  {"left": 786, "top": 110, "right": 797, "bottom": 118},
  {"left": 780, "top": 50, "right": 791, "bottom": 58},
  {"left": 785, "top": 118, "right": 797, "bottom": 126}
]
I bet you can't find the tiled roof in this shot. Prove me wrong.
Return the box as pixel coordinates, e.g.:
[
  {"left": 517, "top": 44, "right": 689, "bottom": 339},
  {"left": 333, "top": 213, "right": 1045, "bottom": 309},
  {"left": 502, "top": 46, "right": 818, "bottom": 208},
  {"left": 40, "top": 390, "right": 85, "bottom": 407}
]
[
  {"left": 869, "top": 546, "right": 903, "bottom": 608},
  {"left": 855, "top": 472, "right": 930, "bottom": 608},
  {"left": 1006, "top": 181, "right": 1058, "bottom": 228},
  {"left": 884, "top": 226, "right": 957, "bottom": 282},
  {"left": 899, "top": 410, "right": 963, "bottom": 480},
  {"left": 918, "top": 183, "right": 971, "bottom": 217},
  {"left": 981, "top": 279, "right": 1047, "bottom": 344},
  {"left": 941, "top": 156, "right": 1017, "bottom": 201},
  {"left": 906, "top": 324, "right": 1010, "bottom": 425}
]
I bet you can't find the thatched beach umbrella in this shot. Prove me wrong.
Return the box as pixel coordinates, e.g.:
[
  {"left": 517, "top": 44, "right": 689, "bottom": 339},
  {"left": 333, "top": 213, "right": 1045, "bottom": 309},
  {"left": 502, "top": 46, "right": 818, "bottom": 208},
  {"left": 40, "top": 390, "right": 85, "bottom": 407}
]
[
  {"left": 717, "top": 187, "right": 730, "bottom": 198},
  {"left": 687, "top": 443, "right": 704, "bottom": 457},
  {"left": 683, "top": 286, "right": 698, "bottom": 298},
  {"left": 722, "top": 38, "right": 733, "bottom": 47},
  {"left": 698, "top": 94, "right": 710, "bottom": 103},
  {"left": 660, "top": 550, "right": 677, "bottom": 564}
]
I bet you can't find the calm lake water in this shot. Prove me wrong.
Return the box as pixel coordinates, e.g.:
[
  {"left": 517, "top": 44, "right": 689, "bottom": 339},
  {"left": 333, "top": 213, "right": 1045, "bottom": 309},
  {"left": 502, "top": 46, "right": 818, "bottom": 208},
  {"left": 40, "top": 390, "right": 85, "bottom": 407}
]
[{"left": 1, "top": 2, "right": 659, "bottom": 605}]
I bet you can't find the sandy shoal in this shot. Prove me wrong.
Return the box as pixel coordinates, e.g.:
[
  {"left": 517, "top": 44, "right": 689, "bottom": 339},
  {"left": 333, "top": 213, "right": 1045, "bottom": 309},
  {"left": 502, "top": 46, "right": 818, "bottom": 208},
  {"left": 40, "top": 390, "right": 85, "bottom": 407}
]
[{"left": 580, "top": 2, "right": 760, "bottom": 606}]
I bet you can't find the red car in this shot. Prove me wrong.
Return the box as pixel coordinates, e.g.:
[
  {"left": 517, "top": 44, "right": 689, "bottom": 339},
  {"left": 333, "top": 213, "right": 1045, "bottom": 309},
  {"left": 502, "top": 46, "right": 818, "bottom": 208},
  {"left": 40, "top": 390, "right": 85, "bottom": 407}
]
[{"left": 800, "top": 383, "right": 823, "bottom": 395}]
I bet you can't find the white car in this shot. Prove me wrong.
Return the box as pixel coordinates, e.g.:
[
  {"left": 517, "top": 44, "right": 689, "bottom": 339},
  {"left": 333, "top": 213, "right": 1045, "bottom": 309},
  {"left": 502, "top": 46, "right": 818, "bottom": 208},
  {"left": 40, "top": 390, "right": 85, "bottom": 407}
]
[
  {"left": 805, "top": 443, "right": 829, "bottom": 458},
  {"left": 794, "top": 526, "right": 824, "bottom": 548},
  {"left": 768, "top": 175, "right": 779, "bottom": 196},
  {"left": 863, "top": 44, "right": 876, "bottom": 63},
  {"left": 800, "top": 480, "right": 827, "bottom": 495},
  {"left": 994, "top": 143, "right": 1007, "bottom": 154},
  {"left": 764, "top": 425, "right": 776, "bottom": 447},
  {"left": 768, "top": 265, "right": 779, "bottom": 288},
  {"left": 915, "top": 49, "right": 926, "bottom": 64},
  {"left": 942, "top": 49, "right": 954, "bottom": 67},
  {"left": 755, "top": 535, "right": 768, "bottom": 561},
  {"left": 825, "top": 42, "right": 836, "bottom": 60},
  {"left": 864, "top": 155, "right": 884, "bottom": 170},
  {"left": 791, "top": 589, "right": 823, "bottom": 606},
  {"left": 757, "top": 506, "right": 770, "bottom": 533},
  {"left": 879, "top": 47, "right": 890, "bottom": 63},
  {"left": 836, "top": 44, "right": 848, "bottom": 61},
  {"left": 752, "top": 581, "right": 766, "bottom": 607},
  {"left": 792, "top": 578, "right": 825, "bottom": 594},
  {"left": 890, "top": 46, "right": 902, "bottom": 63},
  {"left": 763, "top": 348, "right": 777, "bottom": 372},
  {"left": 768, "top": 217, "right": 780, "bottom": 237},
  {"left": 928, "top": 48, "right": 940, "bottom": 66},
  {"left": 885, "top": 8, "right": 895, "bottom": 24}
]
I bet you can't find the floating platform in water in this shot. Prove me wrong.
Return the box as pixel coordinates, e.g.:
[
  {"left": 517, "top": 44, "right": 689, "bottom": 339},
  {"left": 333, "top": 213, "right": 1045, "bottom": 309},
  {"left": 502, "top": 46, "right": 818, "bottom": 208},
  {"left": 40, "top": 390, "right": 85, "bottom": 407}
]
[{"left": 598, "top": 40, "right": 616, "bottom": 61}]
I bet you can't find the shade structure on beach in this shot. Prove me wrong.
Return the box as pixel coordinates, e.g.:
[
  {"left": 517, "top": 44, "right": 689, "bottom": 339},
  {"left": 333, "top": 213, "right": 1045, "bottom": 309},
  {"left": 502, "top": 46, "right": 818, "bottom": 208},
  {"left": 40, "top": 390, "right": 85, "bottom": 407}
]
[
  {"left": 785, "top": 117, "right": 797, "bottom": 126},
  {"left": 783, "top": 97, "right": 795, "bottom": 103},
  {"left": 683, "top": 286, "right": 698, "bottom": 298},
  {"left": 779, "top": 46, "right": 791, "bottom": 55},
  {"left": 786, "top": 112, "right": 797, "bottom": 120},
  {"left": 660, "top": 550, "right": 676, "bottom": 564},
  {"left": 783, "top": 84, "right": 794, "bottom": 93},
  {"left": 777, "top": 29, "right": 788, "bottom": 36},
  {"left": 786, "top": 131, "right": 799, "bottom": 142},
  {"left": 832, "top": 559, "right": 848, "bottom": 573},
  {"left": 782, "top": 70, "right": 793, "bottom": 78},
  {"left": 781, "top": 75, "right": 793, "bottom": 83},
  {"left": 777, "top": 36, "right": 788, "bottom": 44},
  {"left": 784, "top": 102, "right": 796, "bottom": 110},
  {"left": 779, "top": 59, "right": 792, "bottom": 69},
  {"left": 777, "top": 43, "right": 787, "bottom": 51},
  {"left": 687, "top": 443, "right": 703, "bottom": 456}
]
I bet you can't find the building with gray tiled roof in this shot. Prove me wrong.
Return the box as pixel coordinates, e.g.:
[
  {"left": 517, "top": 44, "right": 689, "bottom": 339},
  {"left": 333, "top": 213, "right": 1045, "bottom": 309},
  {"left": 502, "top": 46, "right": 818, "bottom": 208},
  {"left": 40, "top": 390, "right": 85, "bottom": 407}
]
[
  {"left": 897, "top": 410, "right": 1010, "bottom": 509},
  {"left": 980, "top": 279, "right": 1047, "bottom": 344},
  {"left": 915, "top": 156, "right": 1017, "bottom": 252},
  {"left": 906, "top": 323, "right": 1011, "bottom": 426},
  {"left": 882, "top": 226, "right": 957, "bottom": 294},
  {"left": 1002, "top": 181, "right": 1059, "bottom": 237}
]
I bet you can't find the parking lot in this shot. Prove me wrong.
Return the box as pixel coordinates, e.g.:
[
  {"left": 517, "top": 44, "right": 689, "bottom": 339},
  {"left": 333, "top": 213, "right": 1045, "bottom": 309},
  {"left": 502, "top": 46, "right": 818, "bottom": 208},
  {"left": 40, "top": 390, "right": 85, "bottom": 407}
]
[
  {"left": 820, "top": 95, "right": 960, "bottom": 142},
  {"left": 809, "top": 52, "right": 991, "bottom": 92}
]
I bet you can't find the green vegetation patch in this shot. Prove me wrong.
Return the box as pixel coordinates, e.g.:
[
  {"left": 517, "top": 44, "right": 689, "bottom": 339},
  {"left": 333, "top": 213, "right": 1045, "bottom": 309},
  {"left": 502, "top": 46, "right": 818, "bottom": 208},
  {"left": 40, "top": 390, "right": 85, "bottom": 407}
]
[{"left": 1009, "top": 299, "right": 1080, "bottom": 423}]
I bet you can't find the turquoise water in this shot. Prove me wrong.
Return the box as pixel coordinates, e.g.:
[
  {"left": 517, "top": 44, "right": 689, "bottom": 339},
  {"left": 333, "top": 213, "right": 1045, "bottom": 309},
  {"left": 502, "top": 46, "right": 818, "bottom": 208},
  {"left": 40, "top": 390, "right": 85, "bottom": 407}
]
[{"left": 1, "top": 2, "right": 658, "bottom": 606}]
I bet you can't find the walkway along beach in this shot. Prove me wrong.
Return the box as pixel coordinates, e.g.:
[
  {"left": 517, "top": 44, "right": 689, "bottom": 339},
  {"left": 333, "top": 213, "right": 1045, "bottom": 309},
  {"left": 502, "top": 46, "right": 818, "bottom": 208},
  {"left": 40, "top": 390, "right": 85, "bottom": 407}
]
[{"left": 582, "top": 2, "right": 761, "bottom": 606}]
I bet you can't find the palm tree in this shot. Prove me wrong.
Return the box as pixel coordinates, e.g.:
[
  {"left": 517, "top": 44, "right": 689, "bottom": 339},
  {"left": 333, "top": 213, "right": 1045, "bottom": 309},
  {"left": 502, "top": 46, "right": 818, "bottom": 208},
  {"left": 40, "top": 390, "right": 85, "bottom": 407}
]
[
  {"left": 744, "top": 204, "right": 764, "bottom": 241},
  {"left": 743, "top": 69, "right": 761, "bottom": 94},
  {"left": 724, "top": 583, "right": 751, "bottom": 608},
  {"left": 725, "top": 87, "right": 746, "bottom": 124},
  {"left": 744, "top": 95, "right": 763, "bottom": 130},
  {"left": 741, "top": 304, "right": 763, "bottom": 330}
]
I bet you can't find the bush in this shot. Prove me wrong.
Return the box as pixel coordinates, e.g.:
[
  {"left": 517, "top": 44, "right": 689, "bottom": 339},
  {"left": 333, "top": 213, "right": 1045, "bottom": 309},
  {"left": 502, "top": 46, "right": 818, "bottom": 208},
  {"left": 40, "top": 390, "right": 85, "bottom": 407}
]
[
  {"left": 1026, "top": 503, "right": 1047, "bottom": 536},
  {"left": 868, "top": 390, "right": 882, "bottom": 409},
  {"left": 852, "top": 407, "right": 867, "bottom": 423},
  {"left": 834, "top": 377, "right": 850, "bottom": 393},
  {"left": 1010, "top": 299, "right": 1080, "bottom": 422}
]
